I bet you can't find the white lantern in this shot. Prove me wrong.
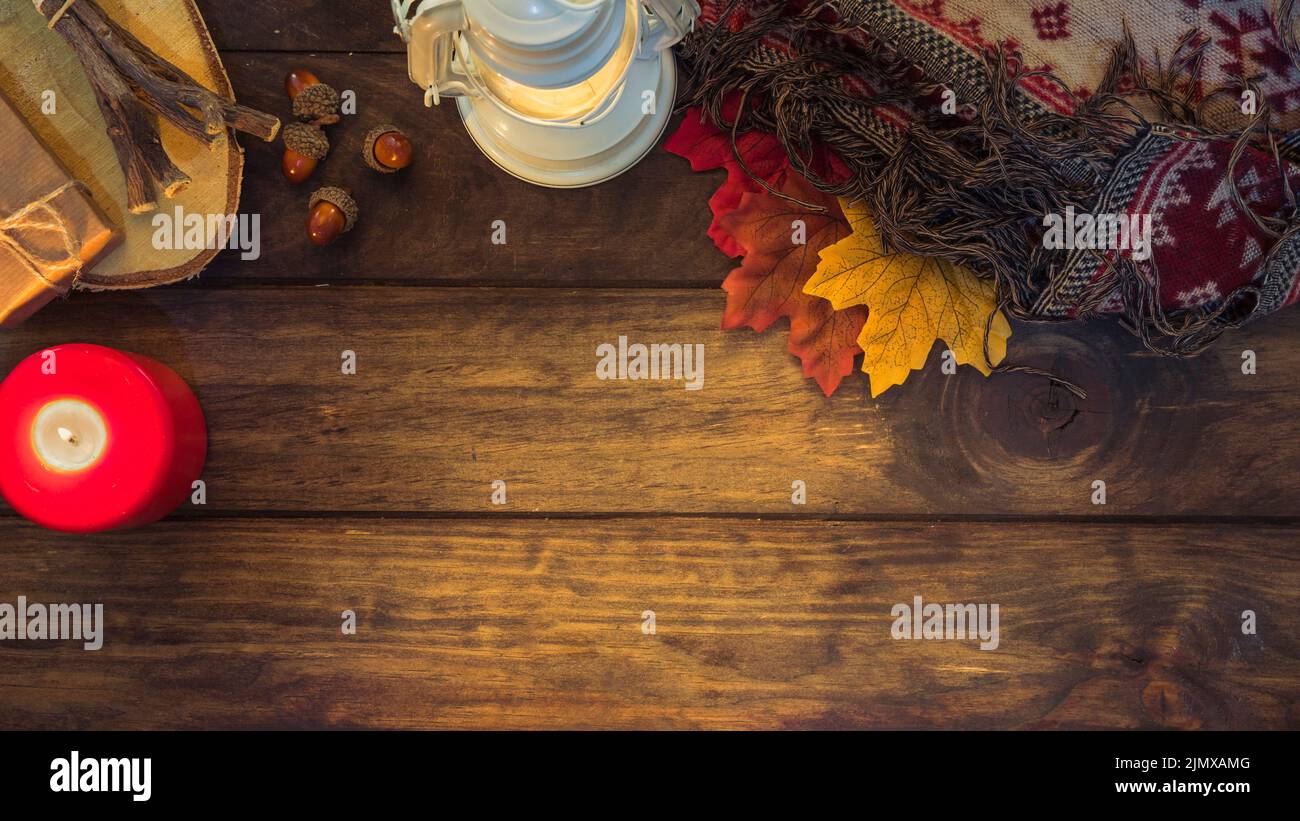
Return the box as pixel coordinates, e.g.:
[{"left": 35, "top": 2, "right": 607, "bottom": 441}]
[{"left": 392, "top": 0, "right": 700, "bottom": 187}]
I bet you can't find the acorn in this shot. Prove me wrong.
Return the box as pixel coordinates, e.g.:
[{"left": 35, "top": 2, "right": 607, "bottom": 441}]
[
  {"left": 284, "top": 68, "right": 321, "bottom": 99},
  {"left": 307, "top": 186, "right": 358, "bottom": 246},
  {"left": 281, "top": 122, "right": 329, "bottom": 184},
  {"left": 293, "top": 82, "right": 342, "bottom": 126},
  {"left": 363, "top": 124, "right": 413, "bottom": 173}
]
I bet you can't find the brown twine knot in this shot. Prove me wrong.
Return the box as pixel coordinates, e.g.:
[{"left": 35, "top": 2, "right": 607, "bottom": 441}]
[{"left": 0, "top": 181, "right": 86, "bottom": 294}]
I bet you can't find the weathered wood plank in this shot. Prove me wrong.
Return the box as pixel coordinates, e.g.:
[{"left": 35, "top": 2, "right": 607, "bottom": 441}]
[
  {"left": 206, "top": 52, "right": 726, "bottom": 285},
  {"left": 199, "top": 0, "right": 403, "bottom": 53},
  {"left": 0, "top": 517, "right": 1294, "bottom": 729},
  {"left": 2, "top": 287, "right": 1295, "bottom": 516}
]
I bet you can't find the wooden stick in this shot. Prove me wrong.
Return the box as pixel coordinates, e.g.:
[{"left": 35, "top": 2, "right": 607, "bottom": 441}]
[
  {"left": 70, "top": 0, "right": 280, "bottom": 143},
  {"left": 33, "top": 0, "right": 280, "bottom": 211},
  {"left": 39, "top": 1, "right": 179, "bottom": 212}
]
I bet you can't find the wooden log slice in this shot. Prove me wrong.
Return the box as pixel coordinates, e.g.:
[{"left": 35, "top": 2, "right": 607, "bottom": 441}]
[{"left": 0, "top": 0, "right": 243, "bottom": 288}]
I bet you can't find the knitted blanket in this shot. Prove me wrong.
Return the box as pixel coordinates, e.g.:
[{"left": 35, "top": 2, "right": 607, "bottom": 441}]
[{"left": 677, "top": 0, "right": 1300, "bottom": 353}]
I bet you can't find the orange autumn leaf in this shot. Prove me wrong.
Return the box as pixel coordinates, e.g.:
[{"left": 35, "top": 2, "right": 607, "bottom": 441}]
[
  {"left": 717, "top": 176, "right": 866, "bottom": 396},
  {"left": 803, "top": 198, "right": 1010, "bottom": 397}
]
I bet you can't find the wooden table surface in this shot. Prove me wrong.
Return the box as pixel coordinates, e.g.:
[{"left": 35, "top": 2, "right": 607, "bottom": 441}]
[{"left": 2, "top": 1, "right": 1298, "bottom": 730}]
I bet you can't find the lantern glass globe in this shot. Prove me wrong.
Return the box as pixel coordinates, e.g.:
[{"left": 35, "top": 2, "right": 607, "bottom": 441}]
[
  {"left": 395, "top": 0, "right": 699, "bottom": 187},
  {"left": 473, "top": 2, "right": 638, "bottom": 122}
]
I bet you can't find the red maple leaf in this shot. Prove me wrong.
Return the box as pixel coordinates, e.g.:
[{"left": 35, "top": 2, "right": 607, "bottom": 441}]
[
  {"left": 664, "top": 101, "right": 847, "bottom": 258},
  {"left": 664, "top": 108, "right": 790, "bottom": 256},
  {"left": 666, "top": 103, "right": 863, "bottom": 395},
  {"left": 717, "top": 173, "right": 866, "bottom": 396}
]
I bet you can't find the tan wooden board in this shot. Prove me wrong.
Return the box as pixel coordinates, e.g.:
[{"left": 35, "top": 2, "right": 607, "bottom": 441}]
[
  {"left": 198, "top": 0, "right": 404, "bottom": 54},
  {"left": 0, "top": 517, "right": 1294, "bottom": 729},
  {"left": 203, "top": 53, "right": 728, "bottom": 286},
  {"left": 1, "top": 286, "right": 1296, "bottom": 516}
]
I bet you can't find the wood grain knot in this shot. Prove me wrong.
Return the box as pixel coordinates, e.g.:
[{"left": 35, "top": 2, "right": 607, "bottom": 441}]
[
  {"left": 888, "top": 332, "right": 1125, "bottom": 508},
  {"left": 1000, "top": 378, "right": 1088, "bottom": 450},
  {"left": 1141, "top": 677, "right": 1210, "bottom": 729}
]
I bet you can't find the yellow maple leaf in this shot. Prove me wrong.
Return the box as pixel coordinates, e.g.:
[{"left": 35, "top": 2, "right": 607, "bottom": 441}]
[{"left": 803, "top": 198, "right": 1010, "bottom": 397}]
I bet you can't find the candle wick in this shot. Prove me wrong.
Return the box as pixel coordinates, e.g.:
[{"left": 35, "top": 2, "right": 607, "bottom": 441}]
[{"left": 57, "top": 426, "right": 78, "bottom": 446}]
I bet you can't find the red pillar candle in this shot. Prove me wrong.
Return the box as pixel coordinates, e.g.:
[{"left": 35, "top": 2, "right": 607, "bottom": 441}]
[{"left": 0, "top": 344, "right": 206, "bottom": 533}]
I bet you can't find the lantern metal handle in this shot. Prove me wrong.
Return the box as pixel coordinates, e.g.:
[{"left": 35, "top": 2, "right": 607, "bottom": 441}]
[
  {"left": 640, "top": 0, "right": 699, "bottom": 56},
  {"left": 392, "top": 0, "right": 472, "bottom": 107}
]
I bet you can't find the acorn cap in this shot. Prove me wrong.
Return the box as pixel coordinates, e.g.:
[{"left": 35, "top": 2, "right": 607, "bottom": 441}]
[
  {"left": 309, "top": 186, "right": 358, "bottom": 232},
  {"left": 363, "top": 124, "right": 406, "bottom": 173},
  {"left": 282, "top": 122, "right": 329, "bottom": 160},
  {"left": 293, "top": 83, "right": 341, "bottom": 125}
]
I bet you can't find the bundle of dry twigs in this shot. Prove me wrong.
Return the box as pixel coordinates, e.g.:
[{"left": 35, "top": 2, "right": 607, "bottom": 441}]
[{"left": 34, "top": 0, "right": 281, "bottom": 213}]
